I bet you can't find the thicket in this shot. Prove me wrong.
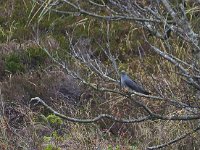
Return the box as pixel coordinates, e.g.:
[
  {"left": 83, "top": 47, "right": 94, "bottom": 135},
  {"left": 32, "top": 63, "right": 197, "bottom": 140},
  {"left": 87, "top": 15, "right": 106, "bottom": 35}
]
[{"left": 1, "top": 0, "right": 200, "bottom": 149}]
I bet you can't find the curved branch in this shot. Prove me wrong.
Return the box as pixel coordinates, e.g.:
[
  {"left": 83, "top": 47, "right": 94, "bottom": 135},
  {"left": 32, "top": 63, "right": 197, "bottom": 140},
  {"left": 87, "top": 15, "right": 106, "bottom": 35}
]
[
  {"left": 30, "top": 97, "right": 200, "bottom": 124},
  {"left": 147, "top": 125, "right": 200, "bottom": 149},
  {"left": 30, "top": 97, "right": 151, "bottom": 123}
]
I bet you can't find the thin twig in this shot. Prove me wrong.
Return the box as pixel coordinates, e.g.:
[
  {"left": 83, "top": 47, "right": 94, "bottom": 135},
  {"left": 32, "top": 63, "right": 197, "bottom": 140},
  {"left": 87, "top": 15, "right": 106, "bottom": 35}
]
[
  {"left": 30, "top": 97, "right": 200, "bottom": 122},
  {"left": 30, "top": 97, "right": 151, "bottom": 123},
  {"left": 147, "top": 125, "right": 200, "bottom": 149}
]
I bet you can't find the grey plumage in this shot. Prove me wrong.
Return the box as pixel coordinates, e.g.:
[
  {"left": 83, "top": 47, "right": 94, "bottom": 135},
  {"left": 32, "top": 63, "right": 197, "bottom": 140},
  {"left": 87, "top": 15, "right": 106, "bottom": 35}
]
[{"left": 121, "top": 70, "right": 150, "bottom": 95}]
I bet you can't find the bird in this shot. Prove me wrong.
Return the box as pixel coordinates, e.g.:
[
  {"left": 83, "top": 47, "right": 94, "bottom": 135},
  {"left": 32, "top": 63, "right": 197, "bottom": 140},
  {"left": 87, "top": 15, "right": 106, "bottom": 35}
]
[{"left": 120, "top": 70, "right": 150, "bottom": 95}]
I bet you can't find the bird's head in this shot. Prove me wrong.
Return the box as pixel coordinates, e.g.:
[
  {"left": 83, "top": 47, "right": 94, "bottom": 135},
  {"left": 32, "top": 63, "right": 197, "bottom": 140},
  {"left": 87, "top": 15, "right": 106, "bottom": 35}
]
[{"left": 121, "top": 70, "right": 126, "bottom": 76}]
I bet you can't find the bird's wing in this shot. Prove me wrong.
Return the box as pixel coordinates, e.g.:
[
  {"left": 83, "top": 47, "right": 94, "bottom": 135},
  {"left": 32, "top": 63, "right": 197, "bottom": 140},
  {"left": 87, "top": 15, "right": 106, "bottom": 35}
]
[{"left": 124, "top": 76, "right": 148, "bottom": 93}]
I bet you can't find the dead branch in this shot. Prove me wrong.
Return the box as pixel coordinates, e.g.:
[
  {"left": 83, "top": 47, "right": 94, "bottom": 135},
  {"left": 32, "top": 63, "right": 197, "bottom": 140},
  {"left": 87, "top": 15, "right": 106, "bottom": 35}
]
[
  {"left": 30, "top": 97, "right": 200, "bottom": 122},
  {"left": 32, "top": 1, "right": 200, "bottom": 148},
  {"left": 147, "top": 125, "right": 200, "bottom": 149},
  {"left": 30, "top": 97, "right": 151, "bottom": 123}
]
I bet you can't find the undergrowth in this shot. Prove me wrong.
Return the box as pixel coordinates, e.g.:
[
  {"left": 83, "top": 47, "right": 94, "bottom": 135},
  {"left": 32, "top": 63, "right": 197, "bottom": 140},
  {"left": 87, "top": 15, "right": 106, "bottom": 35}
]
[{"left": 0, "top": 0, "right": 200, "bottom": 150}]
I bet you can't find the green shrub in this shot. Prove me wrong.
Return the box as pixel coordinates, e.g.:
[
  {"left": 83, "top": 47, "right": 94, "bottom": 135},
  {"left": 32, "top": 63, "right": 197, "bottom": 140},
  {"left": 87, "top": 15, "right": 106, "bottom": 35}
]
[
  {"left": 46, "top": 114, "right": 63, "bottom": 128},
  {"left": 44, "top": 144, "right": 61, "bottom": 150},
  {"left": 25, "top": 47, "right": 48, "bottom": 68},
  {"left": 5, "top": 53, "right": 24, "bottom": 73}
]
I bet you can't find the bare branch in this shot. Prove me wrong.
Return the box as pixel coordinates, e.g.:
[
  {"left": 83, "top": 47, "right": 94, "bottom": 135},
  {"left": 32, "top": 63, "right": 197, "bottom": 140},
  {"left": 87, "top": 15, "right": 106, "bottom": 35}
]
[
  {"left": 32, "top": 1, "right": 200, "bottom": 148},
  {"left": 149, "top": 45, "right": 200, "bottom": 90},
  {"left": 147, "top": 125, "right": 200, "bottom": 149},
  {"left": 30, "top": 97, "right": 151, "bottom": 123},
  {"left": 30, "top": 97, "right": 200, "bottom": 123},
  {"left": 38, "top": 39, "right": 199, "bottom": 116},
  {"left": 66, "top": 31, "right": 118, "bottom": 83}
]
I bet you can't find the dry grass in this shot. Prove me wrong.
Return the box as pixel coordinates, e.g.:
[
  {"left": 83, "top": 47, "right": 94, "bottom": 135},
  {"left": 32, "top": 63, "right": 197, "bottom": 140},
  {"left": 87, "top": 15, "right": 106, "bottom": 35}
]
[
  {"left": 0, "top": 34, "right": 199, "bottom": 149},
  {"left": 0, "top": 64, "right": 199, "bottom": 149},
  {"left": 0, "top": 0, "right": 200, "bottom": 149}
]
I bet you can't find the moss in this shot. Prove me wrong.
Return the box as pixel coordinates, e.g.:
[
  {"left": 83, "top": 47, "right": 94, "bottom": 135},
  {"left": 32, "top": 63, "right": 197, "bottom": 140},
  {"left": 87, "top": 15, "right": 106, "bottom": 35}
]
[
  {"left": 44, "top": 144, "right": 61, "bottom": 150},
  {"left": 46, "top": 114, "right": 63, "bottom": 128}
]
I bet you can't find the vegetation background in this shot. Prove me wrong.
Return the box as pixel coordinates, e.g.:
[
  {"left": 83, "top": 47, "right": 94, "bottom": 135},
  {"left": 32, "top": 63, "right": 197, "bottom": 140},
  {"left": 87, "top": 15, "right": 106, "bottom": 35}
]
[{"left": 1, "top": 0, "right": 200, "bottom": 150}]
